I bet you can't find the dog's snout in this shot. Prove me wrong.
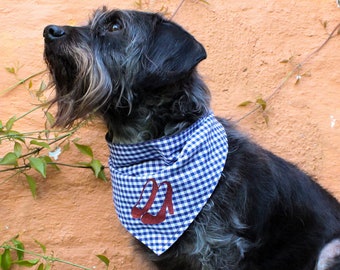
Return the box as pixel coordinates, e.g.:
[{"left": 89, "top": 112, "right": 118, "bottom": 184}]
[{"left": 43, "top": 25, "right": 65, "bottom": 41}]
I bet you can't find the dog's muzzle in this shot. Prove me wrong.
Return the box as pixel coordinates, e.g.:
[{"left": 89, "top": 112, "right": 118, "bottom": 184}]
[{"left": 43, "top": 25, "right": 65, "bottom": 43}]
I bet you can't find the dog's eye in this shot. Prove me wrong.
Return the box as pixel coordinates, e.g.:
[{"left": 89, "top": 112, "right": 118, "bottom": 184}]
[{"left": 108, "top": 22, "right": 122, "bottom": 32}]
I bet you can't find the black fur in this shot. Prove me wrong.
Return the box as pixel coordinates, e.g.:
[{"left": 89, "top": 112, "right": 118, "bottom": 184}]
[{"left": 43, "top": 8, "right": 340, "bottom": 269}]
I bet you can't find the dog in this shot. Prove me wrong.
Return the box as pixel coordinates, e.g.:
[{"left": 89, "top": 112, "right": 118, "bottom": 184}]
[{"left": 43, "top": 7, "right": 340, "bottom": 270}]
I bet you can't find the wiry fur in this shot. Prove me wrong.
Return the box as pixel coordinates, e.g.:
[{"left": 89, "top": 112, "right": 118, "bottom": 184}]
[
  {"left": 44, "top": 7, "right": 340, "bottom": 270},
  {"left": 45, "top": 8, "right": 210, "bottom": 143}
]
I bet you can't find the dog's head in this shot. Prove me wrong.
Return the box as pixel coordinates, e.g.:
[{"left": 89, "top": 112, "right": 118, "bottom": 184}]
[{"left": 44, "top": 7, "right": 207, "bottom": 129}]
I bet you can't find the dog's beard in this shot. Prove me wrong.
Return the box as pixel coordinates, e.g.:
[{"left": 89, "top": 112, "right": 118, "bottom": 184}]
[{"left": 45, "top": 40, "right": 114, "bottom": 128}]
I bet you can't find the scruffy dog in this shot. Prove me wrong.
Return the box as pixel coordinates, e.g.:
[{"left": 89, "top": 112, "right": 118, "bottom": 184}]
[{"left": 43, "top": 7, "right": 340, "bottom": 270}]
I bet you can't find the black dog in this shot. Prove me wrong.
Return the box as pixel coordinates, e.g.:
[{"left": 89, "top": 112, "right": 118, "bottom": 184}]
[{"left": 43, "top": 7, "right": 340, "bottom": 270}]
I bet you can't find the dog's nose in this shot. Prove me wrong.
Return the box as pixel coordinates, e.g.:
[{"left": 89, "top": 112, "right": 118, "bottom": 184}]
[{"left": 43, "top": 25, "right": 65, "bottom": 41}]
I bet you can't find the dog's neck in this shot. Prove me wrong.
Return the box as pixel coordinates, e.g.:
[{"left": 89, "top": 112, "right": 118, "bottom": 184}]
[{"left": 104, "top": 71, "right": 211, "bottom": 144}]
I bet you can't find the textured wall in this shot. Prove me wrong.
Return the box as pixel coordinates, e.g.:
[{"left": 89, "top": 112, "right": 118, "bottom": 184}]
[{"left": 1, "top": 1, "right": 339, "bottom": 269}]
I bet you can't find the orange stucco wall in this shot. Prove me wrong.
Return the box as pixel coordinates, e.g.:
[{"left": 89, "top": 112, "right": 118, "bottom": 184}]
[{"left": 1, "top": 1, "right": 339, "bottom": 269}]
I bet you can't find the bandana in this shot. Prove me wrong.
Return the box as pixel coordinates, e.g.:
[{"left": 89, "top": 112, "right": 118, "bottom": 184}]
[{"left": 107, "top": 112, "right": 228, "bottom": 255}]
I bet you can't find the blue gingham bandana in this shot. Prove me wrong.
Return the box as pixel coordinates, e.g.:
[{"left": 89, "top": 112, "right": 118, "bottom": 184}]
[{"left": 107, "top": 112, "right": 228, "bottom": 255}]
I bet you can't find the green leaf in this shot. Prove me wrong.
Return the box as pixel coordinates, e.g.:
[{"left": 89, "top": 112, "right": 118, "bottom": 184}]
[
  {"left": 5, "top": 67, "right": 16, "bottom": 74},
  {"left": 28, "top": 157, "right": 47, "bottom": 178},
  {"left": 14, "top": 142, "right": 22, "bottom": 157},
  {"left": 238, "top": 100, "right": 253, "bottom": 107},
  {"left": 0, "top": 120, "right": 3, "bottom": 130},
  {"left": 34, "top": 239, "right": 46, "bottom": 254},
  {"left": 256, "top": 98, "right": 267, "bottom": 111},
  {"left": 45, "top": 112, "right": 55, "bottom": 127},
  {"left": 30, "top": 140, "right": 50, "bottom": 149},
  {"left": 0, "top": 152, "right": 18, "bottom": 166},
  {"left": 13, "top": 259, "right": 40, "bottom": 267},
  {"left": 43, "top": 156, "right": 60, "bottom": 171},
  {"left": 37, "top": 262, "right": 48, "bottom": 270},
  {"left": 39, "top": 81, "right": 47, "bottom": 91},
  {"left": 263, "top": 114, "right": 269, "bottom": 126},
  {"left": 6, "top": 130, "right": 25, "bottom": 142},
  {"left": 1, "top": 249, "right": 12, "bottom": 270},
  {"left": 62, "top": 141, "right": 70, "bottom": 152},
  {"left": 96, "top": 254, "right": 110, "bottom": 267},
  {"left": 5, "top": 116, "right": 16, "bottom": 130},
  {"left": 280, "top": 56, "right": 293, "bottom": 64},
  {"left": 36, "top": 81, "right": 47, "bottom": 100},
  {"left": 25, "top": 174, "right": 37, "bottom": 198},
  {"left": 90, "top": 159, "right": 103, "bottom": 178},
  {"left": 74, "top": 143, "right": 93, "bottom": 158},
  {"left": 279, "top": 59, "right": 289, "bottom": 63},
  {"left": 135, "top": 0, "right": 142, "bottom": 9},
  {"left": 97, "top": 169, "right": 107, "bottom": 182},
  {"left": 11, "top": 238, "right": 25, "bottom": 260},
  {"left": 198, "top": 0, "right": 210, "bottom": 4}
]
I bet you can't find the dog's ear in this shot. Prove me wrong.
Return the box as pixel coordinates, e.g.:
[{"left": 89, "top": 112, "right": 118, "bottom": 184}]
[{"left": 138, "top": 19, "right": 207, "bottom": 89}]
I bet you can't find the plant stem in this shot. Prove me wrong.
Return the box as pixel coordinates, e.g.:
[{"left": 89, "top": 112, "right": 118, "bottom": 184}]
[
  {"left": 171, "top": 0, "right": 185, "bottom": 19},
  {"left": 0, "top": 244, "right": 93, "bottom": 270},
  {"left": 47, "top": 162, "right": 92, "bottom": 169},
  {"left": 0, "top": 170, "right": 24, "bottom": 184},
  {"left": 0, "top": 165, "right": 29, "bottom": 173},
  {"left": 0, "top": 70, "right": 46, "bottom": 96},
  {"left": 0, "top": 123, "right": 90, "bottom": 174},
  {"left": 15, "top": 105, "right": 45, "bottom": 122},
  {"left": 18, "top": 126, "right": 81, "bottom": 159},
  {"left": 237, "top": 23, "right": 340, "bottom": 123},
  {"left": 0, "top": 163, "right": 96, "bottom": 174},
  {"left": 48, "top": 162, "right": 109, "bottom": 170}
]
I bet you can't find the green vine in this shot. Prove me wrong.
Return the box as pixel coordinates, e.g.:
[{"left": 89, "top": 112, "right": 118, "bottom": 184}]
[
  {"left": 0, "top": 68, "right": 107, "bottom": 198},
  {"left": 0, "top": 236, "right": 110, "bottom": 270},
  {"left": 4, "top": 1, "right": 337, "bottom": 270},
  {"left": 237, "top": 22, "right": 340, "bottom": 124},
  {"left": 2, "top": 1, "right": 212, "bottom": 269}
]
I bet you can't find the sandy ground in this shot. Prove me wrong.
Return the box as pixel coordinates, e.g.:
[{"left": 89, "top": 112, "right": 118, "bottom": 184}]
[{"left": 0, "top": 0, "right": 339, "bottom": 269}]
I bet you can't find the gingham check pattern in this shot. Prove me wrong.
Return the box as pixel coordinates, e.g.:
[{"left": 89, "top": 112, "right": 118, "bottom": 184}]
[{"left": 107, "top": 112, "right": 228, "bottom": 255}]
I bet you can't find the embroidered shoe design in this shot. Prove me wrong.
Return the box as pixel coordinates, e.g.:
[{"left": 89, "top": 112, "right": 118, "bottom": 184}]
[{"left": 131, "top": 178, "right": 174, "bottom": 225}]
